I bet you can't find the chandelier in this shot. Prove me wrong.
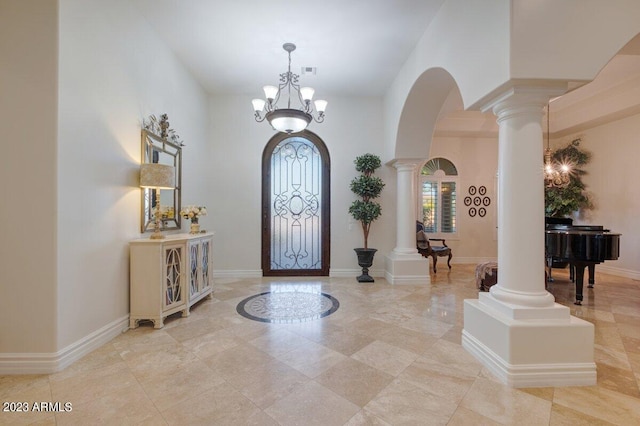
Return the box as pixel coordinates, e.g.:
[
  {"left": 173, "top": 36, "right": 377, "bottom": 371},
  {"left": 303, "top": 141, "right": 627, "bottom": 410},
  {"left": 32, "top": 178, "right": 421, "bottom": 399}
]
[
  {"left": 544, "top": 104, "right": 570, "bottom": 188},
  {"left": 252, "top": 43, "right": 327, "bottom": 134}
]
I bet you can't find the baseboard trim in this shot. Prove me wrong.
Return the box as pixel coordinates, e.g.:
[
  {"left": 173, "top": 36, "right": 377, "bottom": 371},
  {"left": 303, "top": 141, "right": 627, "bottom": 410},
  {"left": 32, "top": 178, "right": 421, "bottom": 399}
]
[
  {"left": 451, "top": 257, "right": 497, "bottom": 264},
  {"left": 596, "top": 264, "right": 640, "bottom": 281},
  {"left": 329, "top": 268, "right": 385, "bottom": 278},
  {"left": 384, "top": 271, "right": 430, "bottom": 285},
  {"left": 462, "top": 329, "right": 596, "bottom": 387},
  {"left": 0, "top": 315, "right": 129, "bottom": 375}
]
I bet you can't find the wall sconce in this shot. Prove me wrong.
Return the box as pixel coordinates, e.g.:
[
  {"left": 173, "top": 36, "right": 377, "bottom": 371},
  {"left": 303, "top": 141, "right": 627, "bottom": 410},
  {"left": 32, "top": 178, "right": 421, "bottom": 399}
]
[{"left": 140, "top": 163, "right": 175, "bottom": 239}]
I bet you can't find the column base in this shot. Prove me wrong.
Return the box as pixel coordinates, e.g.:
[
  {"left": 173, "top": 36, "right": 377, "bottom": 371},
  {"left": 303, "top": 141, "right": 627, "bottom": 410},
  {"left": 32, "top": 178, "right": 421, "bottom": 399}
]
[
  {"left": 384, "top": 251, "right": 430, "bottom": 285},
  {"left": 462, "top": 293, "right": 596, "bottom": 388}
]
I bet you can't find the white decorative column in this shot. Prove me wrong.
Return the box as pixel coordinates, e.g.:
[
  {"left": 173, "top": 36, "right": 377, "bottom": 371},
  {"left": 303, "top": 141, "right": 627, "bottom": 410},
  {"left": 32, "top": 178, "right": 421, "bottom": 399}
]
[
  {"left": 385, "top": 160, "right": 430, "bottom": 284},
  {"left": 462, "top": 85, "right": 596, "bottom": 387}
]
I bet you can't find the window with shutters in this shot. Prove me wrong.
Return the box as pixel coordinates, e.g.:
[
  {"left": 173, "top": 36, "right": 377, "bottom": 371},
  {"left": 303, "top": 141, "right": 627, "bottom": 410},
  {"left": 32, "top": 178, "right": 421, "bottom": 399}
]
[{"left": 419, "top": 158, "right": 458, "bottom": 236}]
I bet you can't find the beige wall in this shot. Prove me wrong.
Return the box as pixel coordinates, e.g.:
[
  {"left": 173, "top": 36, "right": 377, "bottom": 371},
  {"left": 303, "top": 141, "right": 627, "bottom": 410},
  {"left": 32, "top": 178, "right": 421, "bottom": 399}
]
[
  {"left": 428, "top": 135, "right": 499, "bottom": 263},
  {"left": 562, "top": 113, "right": 640, "bottom": 278},
  {"left": 0, "top": 0, "right": 59, "bottom": 353}
]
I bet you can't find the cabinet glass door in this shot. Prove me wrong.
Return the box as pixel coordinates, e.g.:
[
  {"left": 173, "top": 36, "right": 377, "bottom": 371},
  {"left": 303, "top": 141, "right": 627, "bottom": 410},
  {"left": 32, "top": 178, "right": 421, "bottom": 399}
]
[{"left": 164, "top": 246, "right": 183, "bottom": 308}]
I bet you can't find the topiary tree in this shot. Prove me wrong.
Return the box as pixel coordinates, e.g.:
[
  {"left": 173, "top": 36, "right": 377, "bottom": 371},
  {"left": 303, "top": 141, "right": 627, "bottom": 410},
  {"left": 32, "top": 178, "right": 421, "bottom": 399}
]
[
  {"left": 349, "top": 154, "right": 385, "bottom": 249},
  {"left": 545, "top": 138, "right": 593, "bottom": 217}
]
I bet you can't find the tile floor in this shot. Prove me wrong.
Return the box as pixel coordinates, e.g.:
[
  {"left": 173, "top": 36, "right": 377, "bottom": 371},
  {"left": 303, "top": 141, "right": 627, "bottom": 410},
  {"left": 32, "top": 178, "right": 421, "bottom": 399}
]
[{"left": 1, "top": 264, "right": 639, "bottom": 425}]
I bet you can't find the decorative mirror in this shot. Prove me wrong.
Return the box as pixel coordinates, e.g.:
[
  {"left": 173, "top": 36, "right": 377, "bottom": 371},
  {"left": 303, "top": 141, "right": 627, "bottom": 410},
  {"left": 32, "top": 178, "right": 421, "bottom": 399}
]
[{"left": 141, "top": 115, "right": 183, "bottom": 233}]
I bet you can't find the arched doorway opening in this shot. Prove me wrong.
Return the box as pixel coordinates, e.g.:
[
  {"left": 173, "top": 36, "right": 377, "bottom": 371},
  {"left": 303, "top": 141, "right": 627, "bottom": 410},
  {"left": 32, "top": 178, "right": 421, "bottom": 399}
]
[{"left": 261, "top": 130, "right": 330, "bottom": 276}]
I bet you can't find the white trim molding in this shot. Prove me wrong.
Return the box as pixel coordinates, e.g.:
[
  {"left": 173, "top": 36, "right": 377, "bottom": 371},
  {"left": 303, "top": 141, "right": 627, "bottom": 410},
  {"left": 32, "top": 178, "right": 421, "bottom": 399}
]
[{"left": 0, "top": 315, "right": 129, "bottom": 375}]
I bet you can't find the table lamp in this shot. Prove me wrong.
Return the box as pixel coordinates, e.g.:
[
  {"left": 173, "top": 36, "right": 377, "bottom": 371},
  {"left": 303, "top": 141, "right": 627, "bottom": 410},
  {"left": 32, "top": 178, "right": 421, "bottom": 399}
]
[{"left": 140, "top": 163, "right": 175, "bottom": 239}]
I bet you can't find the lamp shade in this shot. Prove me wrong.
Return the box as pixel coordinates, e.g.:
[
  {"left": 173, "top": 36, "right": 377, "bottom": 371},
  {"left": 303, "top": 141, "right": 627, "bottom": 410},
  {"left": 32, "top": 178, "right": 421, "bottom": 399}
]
[
  {"left": 300, "top": 87, "right": 315, "bottom": 102},
  {"left": 314, "top": 99, "right": 328, "bottom": 113},
  {"left": 266, "top": 109, "right": 312, "bottom": 134},
  {"left": 252, "top": 98, "right": 266, "bottom": 112},
  {"left": 140, "top": 163, "right": 175, "bottom": 189}
]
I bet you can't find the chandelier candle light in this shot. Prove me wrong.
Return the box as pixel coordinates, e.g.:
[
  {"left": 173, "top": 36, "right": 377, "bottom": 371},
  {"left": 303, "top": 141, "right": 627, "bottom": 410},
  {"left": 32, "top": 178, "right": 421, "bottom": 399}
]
[
  {"left": 544, "top": 103, "right": 571, "bottom": 188},
  {"left": 252, "top": 43, "right": 327, "bottom": 134},
  {"left": 140, "top": 163, "right": 176, "bottom": 239}
]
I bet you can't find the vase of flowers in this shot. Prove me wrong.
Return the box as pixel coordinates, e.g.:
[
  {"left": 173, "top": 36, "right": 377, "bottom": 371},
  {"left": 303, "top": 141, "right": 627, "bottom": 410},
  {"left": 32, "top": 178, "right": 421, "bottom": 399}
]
[{"left": 180, "top": 205, "right": 207, "bottom": 234}]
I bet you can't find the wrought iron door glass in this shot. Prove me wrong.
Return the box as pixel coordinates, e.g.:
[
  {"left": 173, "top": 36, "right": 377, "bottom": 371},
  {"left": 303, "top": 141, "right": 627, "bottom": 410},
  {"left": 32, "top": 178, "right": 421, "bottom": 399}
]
[{"left": 270, "top": 137, "right": 322, "bottom": 270}]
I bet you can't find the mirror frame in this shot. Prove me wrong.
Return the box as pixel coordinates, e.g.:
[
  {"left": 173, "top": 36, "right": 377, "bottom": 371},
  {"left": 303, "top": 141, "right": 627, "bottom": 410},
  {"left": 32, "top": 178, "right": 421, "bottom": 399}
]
[{"left": 141, "top": 129, "right": 182, "bottom": 232}]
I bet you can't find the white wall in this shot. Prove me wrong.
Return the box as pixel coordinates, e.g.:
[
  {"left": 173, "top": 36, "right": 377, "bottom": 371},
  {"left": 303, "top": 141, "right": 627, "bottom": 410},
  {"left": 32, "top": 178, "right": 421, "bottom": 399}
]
[
  {"left": 207, "top": 94, "right": 395, "bottom": 276},
  {"left": 384, "top": 0, "right": 510, "bottom": 161},
  {"left": 0, "top": 0, "right": 58, "bottom": 354},
  {"left": 511, "top": 0, "right": 640, "bottom": 82},
  {"left": 56, "top": 0, "right": 209, "bottom": 350}
]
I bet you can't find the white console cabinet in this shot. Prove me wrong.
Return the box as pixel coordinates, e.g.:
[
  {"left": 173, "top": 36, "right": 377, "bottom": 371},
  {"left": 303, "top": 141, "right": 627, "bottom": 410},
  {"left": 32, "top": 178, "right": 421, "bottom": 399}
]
[{"left": 129, "top": 233, "right": 214, "bottom": 329}]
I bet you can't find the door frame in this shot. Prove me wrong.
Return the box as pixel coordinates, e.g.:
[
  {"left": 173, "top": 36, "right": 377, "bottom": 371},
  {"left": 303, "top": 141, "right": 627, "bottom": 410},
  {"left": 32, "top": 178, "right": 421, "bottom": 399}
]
[{"left": 261, "top": 130, "right": 330, "bottom": 276}]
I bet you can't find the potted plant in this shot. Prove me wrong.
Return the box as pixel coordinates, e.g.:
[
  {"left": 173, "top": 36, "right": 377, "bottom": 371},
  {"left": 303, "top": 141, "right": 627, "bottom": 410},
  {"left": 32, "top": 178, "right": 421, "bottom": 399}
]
[
  {"left": 545, "top": 138, "right": 593, "bottom": 218},
  {"left": 348, "top": 153, "right": 385, "bottom": 282},
  {"left": 545, "top": 139, "right": 593, "bottom": 268}
]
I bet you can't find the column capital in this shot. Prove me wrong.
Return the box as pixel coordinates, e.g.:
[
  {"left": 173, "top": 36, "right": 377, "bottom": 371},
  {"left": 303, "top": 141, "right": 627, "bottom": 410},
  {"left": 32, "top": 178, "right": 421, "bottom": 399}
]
[
  {"left": 387, "top": 158, "right": 423, "bottom": 172},
  {"left": 481, "top": 82, "right": 567, "bottom": 120}
]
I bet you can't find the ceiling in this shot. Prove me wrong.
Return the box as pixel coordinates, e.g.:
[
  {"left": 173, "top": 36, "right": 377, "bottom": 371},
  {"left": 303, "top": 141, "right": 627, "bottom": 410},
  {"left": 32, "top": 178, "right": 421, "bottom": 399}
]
[{"left": 132, "top": 0, "right": 446, "bottom": 97}]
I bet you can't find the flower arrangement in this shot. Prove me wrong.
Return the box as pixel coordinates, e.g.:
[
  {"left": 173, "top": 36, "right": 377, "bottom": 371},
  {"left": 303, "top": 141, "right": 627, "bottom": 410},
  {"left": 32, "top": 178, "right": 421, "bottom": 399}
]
[
  {"left": 180, "top": 205, "right": 207, "bottom": 223},
  {"left": 159, "top": 206, "right": 175, "bottom": 219}
]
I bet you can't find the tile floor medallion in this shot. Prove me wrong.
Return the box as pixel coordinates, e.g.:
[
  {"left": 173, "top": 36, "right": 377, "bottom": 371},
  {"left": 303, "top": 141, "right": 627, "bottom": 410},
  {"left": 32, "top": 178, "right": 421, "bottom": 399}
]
[{"left": 236, "top": 282, "right": 339, "bottom": 323}]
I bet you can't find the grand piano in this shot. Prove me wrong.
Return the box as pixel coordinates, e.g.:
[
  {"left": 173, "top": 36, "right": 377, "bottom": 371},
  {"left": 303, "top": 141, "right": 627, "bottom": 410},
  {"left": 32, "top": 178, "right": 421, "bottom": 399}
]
[{"left": 545, "top": 217, "right": 621, "bottom": 305}]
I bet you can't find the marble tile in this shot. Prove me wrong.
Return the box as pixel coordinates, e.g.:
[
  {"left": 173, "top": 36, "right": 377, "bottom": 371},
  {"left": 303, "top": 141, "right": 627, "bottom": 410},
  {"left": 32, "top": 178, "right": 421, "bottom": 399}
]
[
  {"left": 351, "top": 340, "right": 418, "bottom": 376},
  {"left": 315, "top": 328, "right": 376, "bottom": 356},
  {"left": 4, "top": 270, "right": 640, "bottom": 424},
  {"left": 180, "top": 328, "right": 242, "bottom": 360},
  {"left": 49, "top": 361, "right": 140, "bottom": 406},
  {"left": 549, "top": 402, "right": 615, "bottom": 426},
  {"left": 264, "top": 380, "right": 360, "bottom": 426},
  {"left": 275, "top": 340, "right": 348, "bottom": 378},
  {"left": 0, "top": 378, "right": 54, "bottom": 426},
  {"left": 459, "top": 377, "right": 552, "bottom": 425},
  {"left": 55, "top": 387, "right": 162, "bottom": 426},
  {"left": 163, "top": 317, "right": 225, "bottom": 342},
  {"left": 160, "top": 380, "right": 263, "bottom": 425},
  {"left": 365, "top": 378, "right": 459, "bottom": 425},
  {"left": 395, "top": 315, "right": 454, "bottom": 338},
  {"left": 248, "top": 328, "right": 312, "bottom": 357},
  {"left": 226, "top": 360, "right": 310, "bottom": 409},
  {"left": 617, "top": 321, "right": 640, "bottom": 341},
  {"left": 398, "top": 356, "right": 477, "bottom": 403},
  {"left": 201, "top": 342, "right": 278, "bottom": 381},
  {"left": 315, "top": 358, "right": 394, "bottom": 407},
  {"left": 0, "top": 374, "right": 51, "bottom": 400},
  {"left": 376, "top": 324, "right": 438, "bottom": 355},
  {"left": 344, "top": 409, "right": 392, "bottom": 425},
  {"left": 520, "top": 386, "right": 555, "bottom": 401},
  {"left": 138, "top": 360, "right": 225, "bottom": 410},
  {"left": 596, "top": 362, "right": 640, "bottom": 397},
  {"left": 342, "top": 317, "right": 399, "bottom": 339},
  {"left": 554, "top": 384, "right": 640, "bottom": 424},
  {"left": 119, "top": 342, "right": 200, "bottom": 380},
  {"left": 446, "top": 406, "right": 502, "bottom": 426}
]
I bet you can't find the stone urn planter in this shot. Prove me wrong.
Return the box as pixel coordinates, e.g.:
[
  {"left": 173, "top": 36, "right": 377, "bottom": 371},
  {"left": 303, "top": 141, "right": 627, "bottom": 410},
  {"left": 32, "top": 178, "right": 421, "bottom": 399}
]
[
  {"left": 354, "top": 248, "right": 377, "bottom": 283},
  {"left": 348, "top": 154, "right": 385, "bottom": 283}
]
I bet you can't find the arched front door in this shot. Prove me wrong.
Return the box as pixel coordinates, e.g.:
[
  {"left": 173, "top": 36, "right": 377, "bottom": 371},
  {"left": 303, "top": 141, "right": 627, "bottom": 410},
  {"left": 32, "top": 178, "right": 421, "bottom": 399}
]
[{"left": 262, "top": 130, "right": 330, "bottom": 276}]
